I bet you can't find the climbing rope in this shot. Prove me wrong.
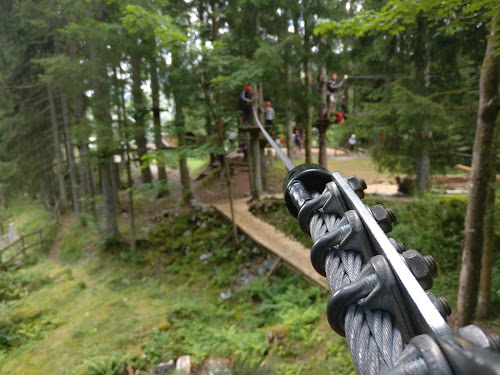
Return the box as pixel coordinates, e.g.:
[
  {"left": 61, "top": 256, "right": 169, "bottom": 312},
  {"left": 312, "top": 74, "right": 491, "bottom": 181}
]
[
  {"left": 309, "top": 205, "right": 404, "bottom": 374},
  {"left": 249, "top": 104, "right": 500, "bottom": 374}
]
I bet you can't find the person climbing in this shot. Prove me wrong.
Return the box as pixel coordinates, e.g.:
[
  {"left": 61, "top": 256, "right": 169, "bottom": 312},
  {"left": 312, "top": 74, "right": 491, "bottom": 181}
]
[
  {"left": 265, "top": 101, "right": 275, "bottom": 126},
  {"left": 238, "top": 85, "right": 253, "bottom": 125},
  {"left": 327, "top": 73, "right": 343, "bottom": 116}
]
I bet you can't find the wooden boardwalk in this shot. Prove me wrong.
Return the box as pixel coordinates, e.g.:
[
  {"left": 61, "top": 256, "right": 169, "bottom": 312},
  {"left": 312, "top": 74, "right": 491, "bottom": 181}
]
[{"left": 212, "top": 199, "right": 329, "bottom": 291}]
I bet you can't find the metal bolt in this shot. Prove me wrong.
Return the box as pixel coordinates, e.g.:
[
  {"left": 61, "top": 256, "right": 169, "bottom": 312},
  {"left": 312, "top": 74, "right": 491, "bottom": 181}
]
[
  {"left": 487, "top": 333, "right": 500, "bottom": 352},
  {"left": 403, "top": 250, "right": 434, "bottom": 290},
  {"left": 346, "top": 175, "right": 367, "bottom": 199},
  {"left": 436, "top": 296, "right": 451, "bottom": 317},
  {"left": 389, "top": 238, "right": 405, "bottom": 253},
  {"left": 426, "top": 293, "right": 451, "bottom": 318},
  {"left": 370, "top": 204, "right": 397, "bottom": 233},
  {"left": 423, "top": 255, "right": 438, "bottom": 276}
]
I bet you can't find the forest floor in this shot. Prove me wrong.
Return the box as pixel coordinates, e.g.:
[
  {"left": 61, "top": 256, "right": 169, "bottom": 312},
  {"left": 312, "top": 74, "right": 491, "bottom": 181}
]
[
  {"left": 0, "top": 150, "right": 479, "bottom": 375},
  {"left": 195, "top": 147, "right": 400, "bottom": 205}
]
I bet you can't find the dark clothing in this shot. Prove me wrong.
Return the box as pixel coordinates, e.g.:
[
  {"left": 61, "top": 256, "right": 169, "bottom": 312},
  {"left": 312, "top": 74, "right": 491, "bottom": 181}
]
[
  {"left": 328, "top": 79, "right": 339, "bottom": 95},
  {"left": 238, "top": 90, "right": 252, "bottom": 124}
]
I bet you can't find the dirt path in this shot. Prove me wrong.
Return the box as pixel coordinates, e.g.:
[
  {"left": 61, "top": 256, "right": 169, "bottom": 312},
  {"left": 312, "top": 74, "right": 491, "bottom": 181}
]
[{"left": 48, "top": 214, "right": 74, "bottom": 263}]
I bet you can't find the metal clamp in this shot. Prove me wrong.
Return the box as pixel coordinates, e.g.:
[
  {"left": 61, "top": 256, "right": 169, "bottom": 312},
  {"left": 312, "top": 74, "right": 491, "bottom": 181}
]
[
  {"left": 310, "top": 210, "right": 374, "bottom": 276},
  {"left": 327, "top": 255, "right": 416, "bottom": 342}
]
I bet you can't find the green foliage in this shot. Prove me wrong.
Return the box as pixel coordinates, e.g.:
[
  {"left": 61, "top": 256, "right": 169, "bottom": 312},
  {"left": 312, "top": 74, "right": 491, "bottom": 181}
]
[
  {"left": 365, "top": 195, "right": 469, "bottom": 271},
  {"left": 349, "top": 83, "right": 469, "bottom": 175},
  {"left": 0, "top": 267, "right": 52, "bottom": 301}
]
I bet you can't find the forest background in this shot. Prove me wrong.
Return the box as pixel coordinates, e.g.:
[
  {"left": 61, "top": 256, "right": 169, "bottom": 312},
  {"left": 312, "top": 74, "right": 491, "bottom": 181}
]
[{"left": 0, "top": 0, "right": 499, "bottom": 374}]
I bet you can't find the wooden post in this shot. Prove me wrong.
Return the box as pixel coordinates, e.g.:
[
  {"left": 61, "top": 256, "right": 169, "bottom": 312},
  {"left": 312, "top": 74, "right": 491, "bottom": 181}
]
[
  {"left": 245, "top": 132, "right": 256, "bottom": 198},
  {"left": 259, "top": 138, "right": 268, "bottom": 192},
  {"left": 250, "top": 128, "right": 262, "bottom": 199}
]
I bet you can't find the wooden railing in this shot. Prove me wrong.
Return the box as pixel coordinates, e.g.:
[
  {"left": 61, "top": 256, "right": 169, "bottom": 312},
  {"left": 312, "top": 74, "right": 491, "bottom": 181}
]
[{"left": 0, "top": 204, "right": 60, "bottom": 269}]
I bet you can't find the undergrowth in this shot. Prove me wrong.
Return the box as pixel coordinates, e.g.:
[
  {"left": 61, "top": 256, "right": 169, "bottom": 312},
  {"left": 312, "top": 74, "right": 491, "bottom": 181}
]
[
  {"left": 0, "top": 204, "right": 353, "bottom": 375},
  {"left": 253, "top": 194, "right": 500, "bottom": 329}
]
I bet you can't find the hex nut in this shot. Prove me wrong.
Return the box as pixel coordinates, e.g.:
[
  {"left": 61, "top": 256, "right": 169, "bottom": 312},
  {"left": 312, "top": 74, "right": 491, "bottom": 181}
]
[
  {"left": 370, "top": 204, "right": 396, "bottom": 233},
  {"left": 403, "top": 250, "right": 434, "bottom": 290},
  {"left": 346, "top": 175, "right": 367, "bottom": 199}
]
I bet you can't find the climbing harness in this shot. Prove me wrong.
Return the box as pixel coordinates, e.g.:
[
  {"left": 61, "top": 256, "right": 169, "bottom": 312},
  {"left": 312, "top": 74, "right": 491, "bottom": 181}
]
[{"left": 251, "top": 105, "right": 500, "bottom": 374}]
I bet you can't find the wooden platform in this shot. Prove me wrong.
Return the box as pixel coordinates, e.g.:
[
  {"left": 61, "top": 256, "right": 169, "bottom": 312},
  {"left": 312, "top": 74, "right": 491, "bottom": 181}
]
[{"left": 212, "top": 199, "right": 329, "bottom": 291}]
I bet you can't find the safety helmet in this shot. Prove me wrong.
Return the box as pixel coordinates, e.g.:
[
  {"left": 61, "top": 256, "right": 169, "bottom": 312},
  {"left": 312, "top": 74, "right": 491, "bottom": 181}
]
[
  {"left": 332, "top": 73, "right": 337, "bottom": 79},
  {"left": 266, "top": 101, "right": 271, "bottom": 107},
  {"left": 245, "top": 85, "right": 252, "bottom": 93}
]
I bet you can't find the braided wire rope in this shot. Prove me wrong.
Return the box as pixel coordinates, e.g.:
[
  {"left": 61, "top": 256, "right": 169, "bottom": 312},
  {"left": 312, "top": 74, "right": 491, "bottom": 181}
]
[{"left": 309, "top": 208, "right": 404, "bottom": 374}]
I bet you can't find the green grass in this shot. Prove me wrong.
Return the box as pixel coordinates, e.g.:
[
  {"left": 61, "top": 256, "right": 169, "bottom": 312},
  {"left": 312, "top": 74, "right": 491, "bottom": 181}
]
[
  {"left": 0, "top": 200, "right": 51, "bottom": 235},
  {"left": 0, "top": 204, "right": 355, "bottom": 375}
]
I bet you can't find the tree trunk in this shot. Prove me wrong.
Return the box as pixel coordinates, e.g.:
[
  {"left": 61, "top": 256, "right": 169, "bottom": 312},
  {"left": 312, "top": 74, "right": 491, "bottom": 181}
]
[
  {"left": 47, "top": 85, "right": 68, "bottom": 210},
  {"left": 173, "top": 95, "right": 192, "bottom": 204},
  {"left": 246, "top": 132, "right": 256, "bottom": 198},
  {"left": 60, "top": 90, "right": 81, "bottom": 223},
  {"left": 260, "top": 139, "right": 268, "bottom": 192},
  {"left": 303, "top": 18, "right": 313, "bottom": 164},
  {"left": 318, "top": 124, "right": 328, "bottom": 168},
  {"left": 86, "top": 7, "right": 120, "bottom": 240},
  {"left": 285, "top": 63, "right": 294, "bottom": 158},
  {"left": 415, "top": 17, "right": 431, "bottom": 192},
  {"left": 250, "top": 129, "right": 262, "bottom": 199},
  {"left": 130, "top": 51, "right": 152, "bottom": 184},
  {"left": 150, "top": 54, "right": 169, "bottom": 195},
  {"left": 476, "top": 119, "right": 499, "bottom": 320},
  {"left": 318, "top": 64, "right": 329, "bottom": 168},
  {"left": 456, "top": 17, "right": 500, "bottom": 327},
  {"left": 117, "top": 72, "right": 136, "bottom": 253},
  {"left": 178, "top": 131, "right": 193, "bottom": 204}
]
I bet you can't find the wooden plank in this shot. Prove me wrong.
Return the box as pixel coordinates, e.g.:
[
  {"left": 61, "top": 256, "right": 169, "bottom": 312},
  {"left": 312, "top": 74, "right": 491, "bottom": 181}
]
[
  {"left": 454, "top": 164, "right": 472, "bottom": 173},
  {"left": 213, "top": 199, "right": 329, "bottom": 291}
]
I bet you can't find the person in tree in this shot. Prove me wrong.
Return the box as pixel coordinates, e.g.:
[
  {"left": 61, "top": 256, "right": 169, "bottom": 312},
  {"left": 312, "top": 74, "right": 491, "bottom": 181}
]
[
  {"left": 327, "top": 73, "right": 343, "bottom": 113},
  {"left": 238, "top": 85, "right": 253, "bottom": 125},
  {"left": 265, "top": 101, "right": 275, "bottom": 126}
]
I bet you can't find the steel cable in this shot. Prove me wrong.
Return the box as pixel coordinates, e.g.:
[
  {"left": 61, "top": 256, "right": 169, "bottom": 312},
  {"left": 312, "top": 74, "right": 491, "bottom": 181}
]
[{"left": 309, "top": 210, "right": 404, "bottom": 374}]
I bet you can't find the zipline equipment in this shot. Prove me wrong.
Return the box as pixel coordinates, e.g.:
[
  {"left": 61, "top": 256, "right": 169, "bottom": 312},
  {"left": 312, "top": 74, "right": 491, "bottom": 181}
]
[{"left": 251, "top": 105, "right": 500, "bottom": 374}]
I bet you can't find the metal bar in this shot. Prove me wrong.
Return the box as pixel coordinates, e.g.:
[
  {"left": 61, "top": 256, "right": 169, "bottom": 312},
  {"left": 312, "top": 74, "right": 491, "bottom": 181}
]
[
  {"left": 331, "top": 172, "right": 453, "bottom": 340},
  {"left": 251, "top": 105, "right": 295, "bottom": 172}
]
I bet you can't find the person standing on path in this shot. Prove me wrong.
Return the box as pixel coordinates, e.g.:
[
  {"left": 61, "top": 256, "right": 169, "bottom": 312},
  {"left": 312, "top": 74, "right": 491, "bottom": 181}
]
[{"left": 348, "top": 133, "right": 356, "bottom": 151}]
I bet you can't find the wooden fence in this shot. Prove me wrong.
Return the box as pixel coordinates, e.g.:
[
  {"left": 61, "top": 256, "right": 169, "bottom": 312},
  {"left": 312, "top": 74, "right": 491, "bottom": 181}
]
[{"left": 0, "top": 204, "right": 60, "bottom": 269}]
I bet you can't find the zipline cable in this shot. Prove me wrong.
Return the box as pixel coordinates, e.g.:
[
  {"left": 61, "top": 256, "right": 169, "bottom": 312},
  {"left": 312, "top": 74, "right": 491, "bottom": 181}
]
[{"left": 250, "top": 104, "right": 404, "bottom": 374}]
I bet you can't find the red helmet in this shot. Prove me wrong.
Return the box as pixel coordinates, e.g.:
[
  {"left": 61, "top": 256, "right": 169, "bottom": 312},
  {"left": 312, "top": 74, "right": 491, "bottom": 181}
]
[
  {"left": 332, "top": 73, "right": 337, "bottom": 79},
  {"left": 266, "top": 101, "right": 271, "bottom": 107},
  {"left": 244, "top": 85, "right": 252, "bottom": 93},
  {"left": 335, "top": 112, "right": 344, "bottom": 123}
]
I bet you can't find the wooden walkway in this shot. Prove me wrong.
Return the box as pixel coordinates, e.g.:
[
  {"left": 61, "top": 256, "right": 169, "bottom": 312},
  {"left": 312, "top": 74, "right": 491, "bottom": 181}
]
[{"left": 212, "top": 199, "right": 329, "bottom": 291}]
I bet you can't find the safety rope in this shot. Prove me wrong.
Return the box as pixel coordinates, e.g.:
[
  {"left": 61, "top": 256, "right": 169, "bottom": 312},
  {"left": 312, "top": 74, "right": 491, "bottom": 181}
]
[{"left": 309, "top": 209, "right": 404, "bottom": 374}]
